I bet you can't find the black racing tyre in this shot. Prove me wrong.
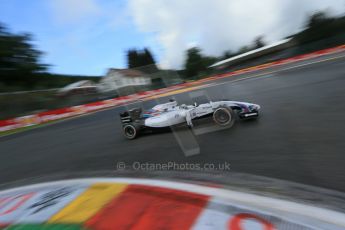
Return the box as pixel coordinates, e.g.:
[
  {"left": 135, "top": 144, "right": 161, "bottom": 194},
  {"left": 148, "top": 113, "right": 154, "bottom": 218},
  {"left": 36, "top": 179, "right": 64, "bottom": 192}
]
[
  {"left": 123, "top": 124, "right": 138, "bottom": 140},
  {"left": 213, "top": 107, "right": 235, "bottom": 127}
]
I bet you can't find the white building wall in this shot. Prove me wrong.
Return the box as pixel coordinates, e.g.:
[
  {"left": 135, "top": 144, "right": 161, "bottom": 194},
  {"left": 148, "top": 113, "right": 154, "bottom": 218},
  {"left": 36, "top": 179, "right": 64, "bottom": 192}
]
[{"left": 98, "top": 71, "right": 151, "bottom": 93}]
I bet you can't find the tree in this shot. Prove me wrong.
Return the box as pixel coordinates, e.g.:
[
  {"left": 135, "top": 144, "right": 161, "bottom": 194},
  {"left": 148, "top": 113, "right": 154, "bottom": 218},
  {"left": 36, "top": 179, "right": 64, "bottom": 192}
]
[
  {"left": 184, "top": 47, "right": 205, "bottom": 78},
  {"left": 183, "top": 47, "right": 218, "bottom": 79},
  {"left": 254, "top": 36, "right": 266, "bottom": 49},
  {"left": 127, "top": 49, "right": 139, "bottom": 69},
  {"left": 222, "top": 50, "right": 234, "bottom": 60},
  {"left": 126, "top": 47, "right": 157, "bottom": 70},
  {"left": 0, "top": 23, "right": 48, "bottom": 87},
  {"left": 293, "top": 10, "right": 343, "bottom": 45},
  {"left": 202, "top": 56, "right": 218, "bottom": 68},
  {"left": 307, "top": 11, "right": 333, "bottom": 28},
  {"left": 238, "top": 46, "right": 250, "bottom": 54},
  {"left": 144, "top": 48, "right": 156, "bottom": 65}
]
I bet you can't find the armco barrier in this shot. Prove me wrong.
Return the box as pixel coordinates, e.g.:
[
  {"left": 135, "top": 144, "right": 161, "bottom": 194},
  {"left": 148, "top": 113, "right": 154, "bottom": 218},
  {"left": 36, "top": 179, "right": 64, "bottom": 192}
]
[
  {"left": 0, "top": 86, "right": 185, "bottom": 132},
  {"left": 1, "top": 44, "right": 345, "bottom": 133}
]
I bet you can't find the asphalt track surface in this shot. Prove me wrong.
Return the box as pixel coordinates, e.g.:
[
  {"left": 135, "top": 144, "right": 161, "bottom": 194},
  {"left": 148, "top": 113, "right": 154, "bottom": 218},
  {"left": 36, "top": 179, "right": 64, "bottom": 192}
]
[{"left": 1, "top": 51, "right": 345, "bottom": 192}]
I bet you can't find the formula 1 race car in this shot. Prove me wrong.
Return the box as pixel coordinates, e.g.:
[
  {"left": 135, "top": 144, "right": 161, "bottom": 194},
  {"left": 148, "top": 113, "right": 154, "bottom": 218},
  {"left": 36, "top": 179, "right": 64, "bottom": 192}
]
[{"left": 120, "top": 99, "right": 260, "bottom": 139}]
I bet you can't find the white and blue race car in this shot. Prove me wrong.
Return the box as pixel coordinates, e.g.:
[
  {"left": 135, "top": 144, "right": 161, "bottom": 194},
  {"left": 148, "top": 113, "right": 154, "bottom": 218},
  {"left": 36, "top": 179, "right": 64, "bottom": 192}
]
[{"left": 120, "top": 99, "right": 260, "bottom": 139}]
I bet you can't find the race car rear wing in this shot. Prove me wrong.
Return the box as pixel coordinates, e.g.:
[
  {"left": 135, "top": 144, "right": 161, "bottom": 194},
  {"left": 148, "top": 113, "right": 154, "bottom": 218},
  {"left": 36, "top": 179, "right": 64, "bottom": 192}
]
[{"left": 120, "top": 108, "right": 142, "bottom": 124}]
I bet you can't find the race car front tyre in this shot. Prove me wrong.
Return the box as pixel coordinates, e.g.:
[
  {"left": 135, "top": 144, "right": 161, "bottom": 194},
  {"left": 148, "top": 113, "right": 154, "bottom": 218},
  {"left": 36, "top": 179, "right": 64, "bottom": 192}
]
[
  {"left": 123, "top": 124, "right": 138, "bottom": 140},
  {"left": 213, "top": 107, "right": 235, "bottom": 127}
]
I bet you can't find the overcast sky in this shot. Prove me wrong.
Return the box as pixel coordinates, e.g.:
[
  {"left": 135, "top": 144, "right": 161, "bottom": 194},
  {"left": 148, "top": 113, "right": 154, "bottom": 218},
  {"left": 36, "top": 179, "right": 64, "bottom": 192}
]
[{"left": 1, "top": 0, "right": 345, "bottom": 75}]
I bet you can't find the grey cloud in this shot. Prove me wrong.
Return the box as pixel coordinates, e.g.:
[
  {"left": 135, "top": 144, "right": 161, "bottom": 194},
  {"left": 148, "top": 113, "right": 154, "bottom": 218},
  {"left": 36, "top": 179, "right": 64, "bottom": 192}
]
[{"left": 129, "top": 0, "right": 345, "bottom": 68}]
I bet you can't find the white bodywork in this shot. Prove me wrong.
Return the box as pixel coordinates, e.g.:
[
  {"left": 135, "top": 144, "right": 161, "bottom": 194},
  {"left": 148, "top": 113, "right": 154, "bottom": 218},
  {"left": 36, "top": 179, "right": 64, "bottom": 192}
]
[{"left": 143, "top": 101, "right": 260, "bottom": 128}]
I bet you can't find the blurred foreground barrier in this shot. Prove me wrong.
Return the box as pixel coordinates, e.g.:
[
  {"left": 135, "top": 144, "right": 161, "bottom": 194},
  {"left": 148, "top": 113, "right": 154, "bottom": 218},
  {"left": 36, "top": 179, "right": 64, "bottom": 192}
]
[{"left": 0, "top": 178, "right": 344, "bottom": 229}]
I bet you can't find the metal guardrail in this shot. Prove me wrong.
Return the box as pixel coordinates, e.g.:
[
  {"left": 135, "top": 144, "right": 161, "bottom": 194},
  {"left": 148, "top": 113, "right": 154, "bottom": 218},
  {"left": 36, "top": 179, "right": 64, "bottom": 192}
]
[
  {"left": 0, "top": 88, "right": 59, "bottom": 96},
  {"left": 0, "top": 67, "right": 183, "bottom": 120}
]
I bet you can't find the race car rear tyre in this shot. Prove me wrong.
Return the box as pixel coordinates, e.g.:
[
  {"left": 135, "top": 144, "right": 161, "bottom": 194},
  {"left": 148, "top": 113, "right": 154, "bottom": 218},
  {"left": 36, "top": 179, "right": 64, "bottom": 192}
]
[
  {"left": 123, "top": 124, "right": 138, "bottom": 140},
  {"left": 213, "top": 107, "right": 235, "bottom": 127}
]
